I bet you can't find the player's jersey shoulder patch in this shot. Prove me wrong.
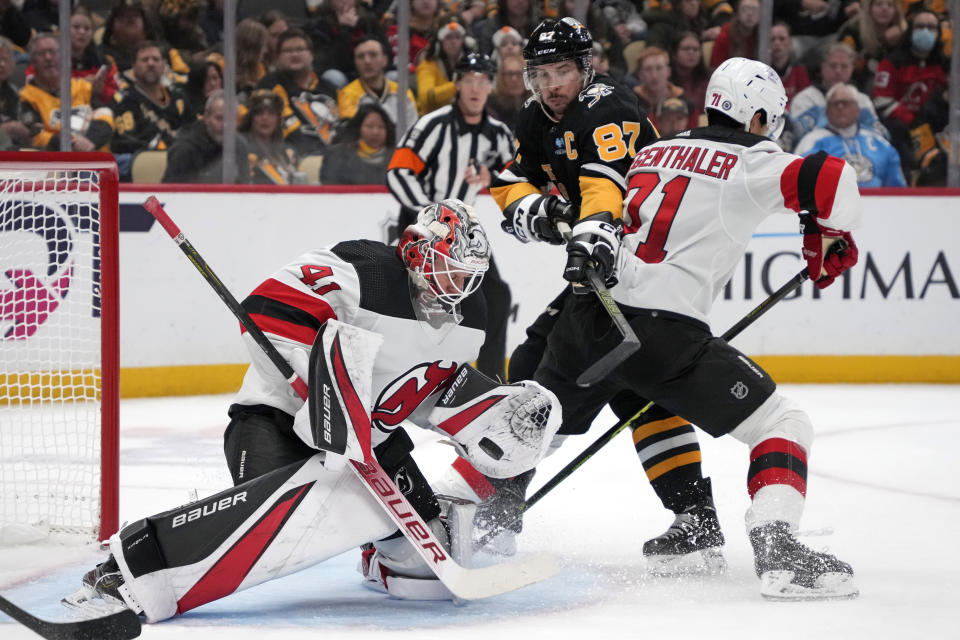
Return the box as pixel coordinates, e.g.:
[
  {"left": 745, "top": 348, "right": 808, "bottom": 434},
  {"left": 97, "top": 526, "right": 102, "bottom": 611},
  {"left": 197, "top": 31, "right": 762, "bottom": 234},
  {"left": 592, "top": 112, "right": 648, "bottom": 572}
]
[{"left": 578, "top": 82, "right": 614, "bottom": 108}]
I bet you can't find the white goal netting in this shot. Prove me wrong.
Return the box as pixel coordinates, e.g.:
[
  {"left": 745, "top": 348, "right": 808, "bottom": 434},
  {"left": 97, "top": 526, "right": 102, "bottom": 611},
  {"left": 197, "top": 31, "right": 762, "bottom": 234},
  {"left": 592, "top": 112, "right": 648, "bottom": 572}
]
[{"left": 0, "top": 166, "right": 115, "bottom": 543}]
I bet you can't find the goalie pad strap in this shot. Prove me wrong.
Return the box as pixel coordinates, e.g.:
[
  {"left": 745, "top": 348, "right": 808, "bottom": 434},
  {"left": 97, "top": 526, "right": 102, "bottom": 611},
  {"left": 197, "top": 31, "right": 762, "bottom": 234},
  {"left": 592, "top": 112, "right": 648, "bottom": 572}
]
[
  {"left": 372, "top": 427, "right": 415, "bottom": 470},
  {"left": 452, "top": 457, "right": 497, "bottom": 501}
]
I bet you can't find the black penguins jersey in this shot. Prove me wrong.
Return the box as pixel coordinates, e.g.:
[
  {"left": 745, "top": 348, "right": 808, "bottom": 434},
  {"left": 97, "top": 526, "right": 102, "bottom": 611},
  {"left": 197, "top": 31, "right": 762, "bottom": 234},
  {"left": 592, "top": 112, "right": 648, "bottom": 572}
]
[
  {"left": 233, "top": 240, "right": 487, "bottom": 444},
  {"left": 490, "top": 74, "right": 658, "bottom": 222}
]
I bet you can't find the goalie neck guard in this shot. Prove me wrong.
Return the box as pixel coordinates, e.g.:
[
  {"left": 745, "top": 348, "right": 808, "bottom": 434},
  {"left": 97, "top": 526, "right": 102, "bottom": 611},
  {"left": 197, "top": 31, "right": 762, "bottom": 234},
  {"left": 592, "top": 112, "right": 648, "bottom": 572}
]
[{"left": 399, "top": 199, "right": 490, "bottom": 307}]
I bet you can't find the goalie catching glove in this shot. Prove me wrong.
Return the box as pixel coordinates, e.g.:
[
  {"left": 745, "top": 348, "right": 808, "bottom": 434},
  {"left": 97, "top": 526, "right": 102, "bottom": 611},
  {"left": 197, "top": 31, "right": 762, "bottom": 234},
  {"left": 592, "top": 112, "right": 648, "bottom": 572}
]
[
  {"left": 563, "top": 211, "right": 622, "bottom": 287},
  {"left": 428, "top": 364, "right": 562, "bottom": 478},
  {"left": 501, "top": 194, "right": 576, "bottom": 245},
  {"left": 799, "top": 213, "right": 859, "bottom": 290}
]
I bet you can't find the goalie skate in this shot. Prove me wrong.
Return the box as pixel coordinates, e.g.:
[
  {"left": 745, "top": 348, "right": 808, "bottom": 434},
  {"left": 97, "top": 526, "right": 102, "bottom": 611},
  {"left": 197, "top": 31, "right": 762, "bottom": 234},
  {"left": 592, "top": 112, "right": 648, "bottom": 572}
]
[
  {"left": 360, "top": 544, "right": 454, "bottom": 600},
  {"left": 750, "top": 521, "right": 858, "bottom": 601},
  {"left": 643, "top": 502, "right": 726, "bottom": 576},
  {"left": 62, "top": 556, "right": 141, "bottom": 617},
  {"left": 359, "top": 497, "right": 479, "bottom": 600}
]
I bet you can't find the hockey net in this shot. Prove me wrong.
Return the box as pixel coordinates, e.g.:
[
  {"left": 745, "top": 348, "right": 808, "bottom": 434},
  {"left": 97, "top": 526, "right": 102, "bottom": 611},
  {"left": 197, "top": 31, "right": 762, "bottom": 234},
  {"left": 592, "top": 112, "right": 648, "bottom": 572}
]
[{"left": 0, "top": 152, "right": 118, "bottom": 544}]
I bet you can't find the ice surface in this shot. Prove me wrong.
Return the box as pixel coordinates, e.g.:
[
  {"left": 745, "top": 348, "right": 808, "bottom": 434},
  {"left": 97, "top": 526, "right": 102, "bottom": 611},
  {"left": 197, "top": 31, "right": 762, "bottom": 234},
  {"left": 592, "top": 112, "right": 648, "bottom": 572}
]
[{"left": 2, "top": 385, "right": 958, "bottom": 639}]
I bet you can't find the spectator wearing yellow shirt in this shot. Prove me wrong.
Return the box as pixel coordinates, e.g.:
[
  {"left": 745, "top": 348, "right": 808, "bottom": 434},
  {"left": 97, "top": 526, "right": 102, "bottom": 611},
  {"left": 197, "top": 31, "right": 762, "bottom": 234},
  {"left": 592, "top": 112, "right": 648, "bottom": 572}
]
[
  {"left": 415, "top": 21, "right": 469, "bottom": 115},
  {"left": 337, "top": 36, "right": 417, "bottom": 135},
  {"left": 19, "top": 33, "right": 113, "bottom": 151}
]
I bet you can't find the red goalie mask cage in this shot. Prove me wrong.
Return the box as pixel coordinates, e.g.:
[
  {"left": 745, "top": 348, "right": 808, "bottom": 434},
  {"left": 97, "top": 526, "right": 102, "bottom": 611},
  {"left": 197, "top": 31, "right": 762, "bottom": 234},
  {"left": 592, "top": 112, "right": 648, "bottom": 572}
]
[{"left": 0, "top": 152, "right": 119, "bottom": 543}]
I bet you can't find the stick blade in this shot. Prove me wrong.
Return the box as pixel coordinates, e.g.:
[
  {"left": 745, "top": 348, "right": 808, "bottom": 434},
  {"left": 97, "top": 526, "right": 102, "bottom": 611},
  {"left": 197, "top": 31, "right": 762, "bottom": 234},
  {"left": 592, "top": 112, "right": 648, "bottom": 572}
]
[
  {"left": 60, "top": 609, "right": 142, "bottom": 640},
  {"left": 442, "top": 552, "right": 561, "bottom": 600},
  {"left": 576, "top": 339, "right": 641, "bottom": 387},
  {"left": 0, "top": 595, "right": 141, "bottom": 640}
]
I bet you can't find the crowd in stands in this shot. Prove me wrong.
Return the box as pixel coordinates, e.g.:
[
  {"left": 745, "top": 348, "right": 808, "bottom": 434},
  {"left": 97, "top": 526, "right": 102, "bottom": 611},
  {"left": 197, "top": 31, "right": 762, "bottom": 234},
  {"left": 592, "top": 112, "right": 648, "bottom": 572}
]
[{"left": 0, "top": 0, "right": 952, "bottom": 186}]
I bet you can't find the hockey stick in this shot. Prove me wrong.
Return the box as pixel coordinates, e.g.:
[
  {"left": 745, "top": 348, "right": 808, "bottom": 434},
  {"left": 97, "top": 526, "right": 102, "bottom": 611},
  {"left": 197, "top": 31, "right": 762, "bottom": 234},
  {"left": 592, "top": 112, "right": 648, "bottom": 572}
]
[
  {"left": 476, "top": 266, "right": 813, "bottom": 548},
  {"left": 142, "top": 197, "right": 558, "bottom": 600},
  {"left": 554, "top": 221, "right": 642, "bottom": 387},
  {"left": 0, "top": 594, "right": 140, "bottom": 640}
]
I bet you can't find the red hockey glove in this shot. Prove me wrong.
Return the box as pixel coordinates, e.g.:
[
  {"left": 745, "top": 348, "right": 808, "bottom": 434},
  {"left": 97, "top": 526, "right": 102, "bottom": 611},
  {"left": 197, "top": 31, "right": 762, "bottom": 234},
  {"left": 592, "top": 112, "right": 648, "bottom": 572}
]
[{"left": 799, "top": 214, "right": 859, "bottom": 289}]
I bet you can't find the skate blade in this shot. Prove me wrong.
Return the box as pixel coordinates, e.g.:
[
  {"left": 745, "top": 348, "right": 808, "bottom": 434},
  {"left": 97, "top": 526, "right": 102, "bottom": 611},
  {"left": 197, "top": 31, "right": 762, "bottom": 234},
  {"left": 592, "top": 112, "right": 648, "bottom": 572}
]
[
  {"left": 760, "top": 570, "right": 860, "bottom": 601},
  {"left": 646, "top": 548, "right": 727, "bottom": 577},
  {"left": 61, "top": 585, "right": 128, "bottom": 617}
]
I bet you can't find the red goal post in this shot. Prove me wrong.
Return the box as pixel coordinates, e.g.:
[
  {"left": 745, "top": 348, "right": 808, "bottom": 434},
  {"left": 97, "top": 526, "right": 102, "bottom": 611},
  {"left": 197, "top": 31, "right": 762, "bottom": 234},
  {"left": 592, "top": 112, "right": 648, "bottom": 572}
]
[{"left": 0, "top": 152, "right": 118, "bottom": 543}]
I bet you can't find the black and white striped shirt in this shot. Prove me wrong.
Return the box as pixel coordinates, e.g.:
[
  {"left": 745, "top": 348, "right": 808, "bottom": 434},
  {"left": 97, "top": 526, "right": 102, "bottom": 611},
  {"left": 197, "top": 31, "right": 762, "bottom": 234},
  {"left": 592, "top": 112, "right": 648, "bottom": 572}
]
[{"left": 386, "top": 103, "right": 516, "bottom": 211}]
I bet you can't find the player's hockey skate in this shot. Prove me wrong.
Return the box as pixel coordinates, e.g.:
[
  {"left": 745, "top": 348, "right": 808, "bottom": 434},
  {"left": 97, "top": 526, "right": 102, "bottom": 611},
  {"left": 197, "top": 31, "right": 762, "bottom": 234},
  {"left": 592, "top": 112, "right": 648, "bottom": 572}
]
[
  {"left": 642, "top": 501, "right": 727, "bottom": 576},
  {"left": 62, "top": 555, "right": 141, "bottom": 616},
  {"left": 472, "top": 469, "right": 535, "bottom": 556},
  {"left": 750, "top": 521, "right": 858, "bottom": 600}
]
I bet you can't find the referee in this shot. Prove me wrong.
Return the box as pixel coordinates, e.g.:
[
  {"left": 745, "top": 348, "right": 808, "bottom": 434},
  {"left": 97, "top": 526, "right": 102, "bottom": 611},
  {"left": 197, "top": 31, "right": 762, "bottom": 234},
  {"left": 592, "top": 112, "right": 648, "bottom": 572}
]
[{"left": 386, "top": 52, "right": 515, "bottom": 381}]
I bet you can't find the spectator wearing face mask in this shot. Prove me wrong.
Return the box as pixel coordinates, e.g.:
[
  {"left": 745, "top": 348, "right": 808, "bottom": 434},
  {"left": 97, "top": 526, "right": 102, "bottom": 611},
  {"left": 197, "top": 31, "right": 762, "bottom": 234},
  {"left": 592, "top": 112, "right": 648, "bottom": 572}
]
[
  {"left": 873, "top": 8, "right": 947, "bottom": 174},
  {"left": 873, "top": 9, "right": 947, "bottom": 129}
]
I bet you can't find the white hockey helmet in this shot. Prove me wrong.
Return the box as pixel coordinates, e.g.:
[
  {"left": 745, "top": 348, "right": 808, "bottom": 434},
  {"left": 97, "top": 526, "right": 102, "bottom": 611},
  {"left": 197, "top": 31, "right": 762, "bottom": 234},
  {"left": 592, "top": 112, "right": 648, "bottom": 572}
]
[{"left": 705, "top": 57, "right": 787, "bottom": 140}]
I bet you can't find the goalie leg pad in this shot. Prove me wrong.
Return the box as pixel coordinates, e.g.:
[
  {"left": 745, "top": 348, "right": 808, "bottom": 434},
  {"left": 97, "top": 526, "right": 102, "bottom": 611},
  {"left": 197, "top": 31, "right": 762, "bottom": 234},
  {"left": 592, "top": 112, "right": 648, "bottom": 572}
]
[
  {"left": 102, "top": 454, "right": 398, "bottom": 622},
  {"left": 428, "top": 364, "right": 562, "bottom": 478}
]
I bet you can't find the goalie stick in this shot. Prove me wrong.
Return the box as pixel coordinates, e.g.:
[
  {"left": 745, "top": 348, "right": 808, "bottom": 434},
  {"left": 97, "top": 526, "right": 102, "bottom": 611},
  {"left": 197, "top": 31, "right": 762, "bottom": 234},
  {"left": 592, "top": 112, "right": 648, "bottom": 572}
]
[
  {"left": 0, "top": 594, "right": 140, "bottom": 640},
  {"left": 142, "top": 197, "right": 558, "bottom": 600},
  {"left": 554, "top": 221, "right": 642, "bottom": 387},
  {"left": 476, "top": 266, "right": 815, "bottom": 548}
]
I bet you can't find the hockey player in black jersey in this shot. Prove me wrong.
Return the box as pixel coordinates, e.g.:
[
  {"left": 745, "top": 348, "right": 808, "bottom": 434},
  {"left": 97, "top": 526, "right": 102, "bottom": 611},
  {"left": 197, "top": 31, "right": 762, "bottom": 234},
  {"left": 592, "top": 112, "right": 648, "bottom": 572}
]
[
  {"left": 63, "top": 200, "right": 563, "bottom": 620},
  {"left": 438, "top": 16, "right": 726, "bottom": 576},
  {"left": 508, "top": 55, "right": 861, "bottom": 600}
]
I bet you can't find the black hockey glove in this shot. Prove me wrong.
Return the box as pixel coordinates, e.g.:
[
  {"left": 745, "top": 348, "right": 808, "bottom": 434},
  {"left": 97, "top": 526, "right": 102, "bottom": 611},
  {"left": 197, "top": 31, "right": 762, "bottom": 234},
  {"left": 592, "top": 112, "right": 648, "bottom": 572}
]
[
  {"left": 563, "top": 211, "right": 622, "bottom": 287},
  {"left": 501, "top": 194, "right": 575, "bottom": 245}
]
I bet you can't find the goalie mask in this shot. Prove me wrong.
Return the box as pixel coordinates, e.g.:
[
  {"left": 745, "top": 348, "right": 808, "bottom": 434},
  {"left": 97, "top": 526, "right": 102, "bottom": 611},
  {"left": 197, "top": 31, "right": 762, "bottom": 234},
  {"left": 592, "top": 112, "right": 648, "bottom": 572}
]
[{"left": 399, "top": 199, "right": 490, "bottom": 307}]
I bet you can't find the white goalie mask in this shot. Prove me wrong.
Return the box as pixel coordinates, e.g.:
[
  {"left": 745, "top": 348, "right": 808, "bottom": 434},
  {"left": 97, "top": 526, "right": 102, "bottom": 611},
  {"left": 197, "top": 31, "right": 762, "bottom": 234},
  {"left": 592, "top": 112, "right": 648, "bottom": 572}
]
[
  {"left": 705, "top": 57, "right": 788, "bottom": 140},
  {"left": 399, "top": 199, "right": 490, "bottom": 307}
]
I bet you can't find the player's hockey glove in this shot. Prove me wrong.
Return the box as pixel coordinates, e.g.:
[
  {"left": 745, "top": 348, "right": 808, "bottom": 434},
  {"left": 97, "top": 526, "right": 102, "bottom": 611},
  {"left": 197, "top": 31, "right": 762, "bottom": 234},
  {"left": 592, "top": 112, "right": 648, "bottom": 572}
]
[
  {"left": 563, "top": 211, "right": 622, "bottom": 287},
  {"left": 799, "top": 213, "right": 858, "bottom": 289},
  {"left": 501, "top": 194, "right": 575, "bottom": 244}
]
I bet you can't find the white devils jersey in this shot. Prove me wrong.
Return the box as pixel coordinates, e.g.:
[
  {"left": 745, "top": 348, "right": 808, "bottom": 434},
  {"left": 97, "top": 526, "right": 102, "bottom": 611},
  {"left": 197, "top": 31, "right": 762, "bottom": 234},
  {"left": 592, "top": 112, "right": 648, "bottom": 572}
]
[
  {"left": 615, "top": 126, "right": 862, "bottom": 324},
  {"left": 232, "top": 240, "right": 487, "bottom": 446}
]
